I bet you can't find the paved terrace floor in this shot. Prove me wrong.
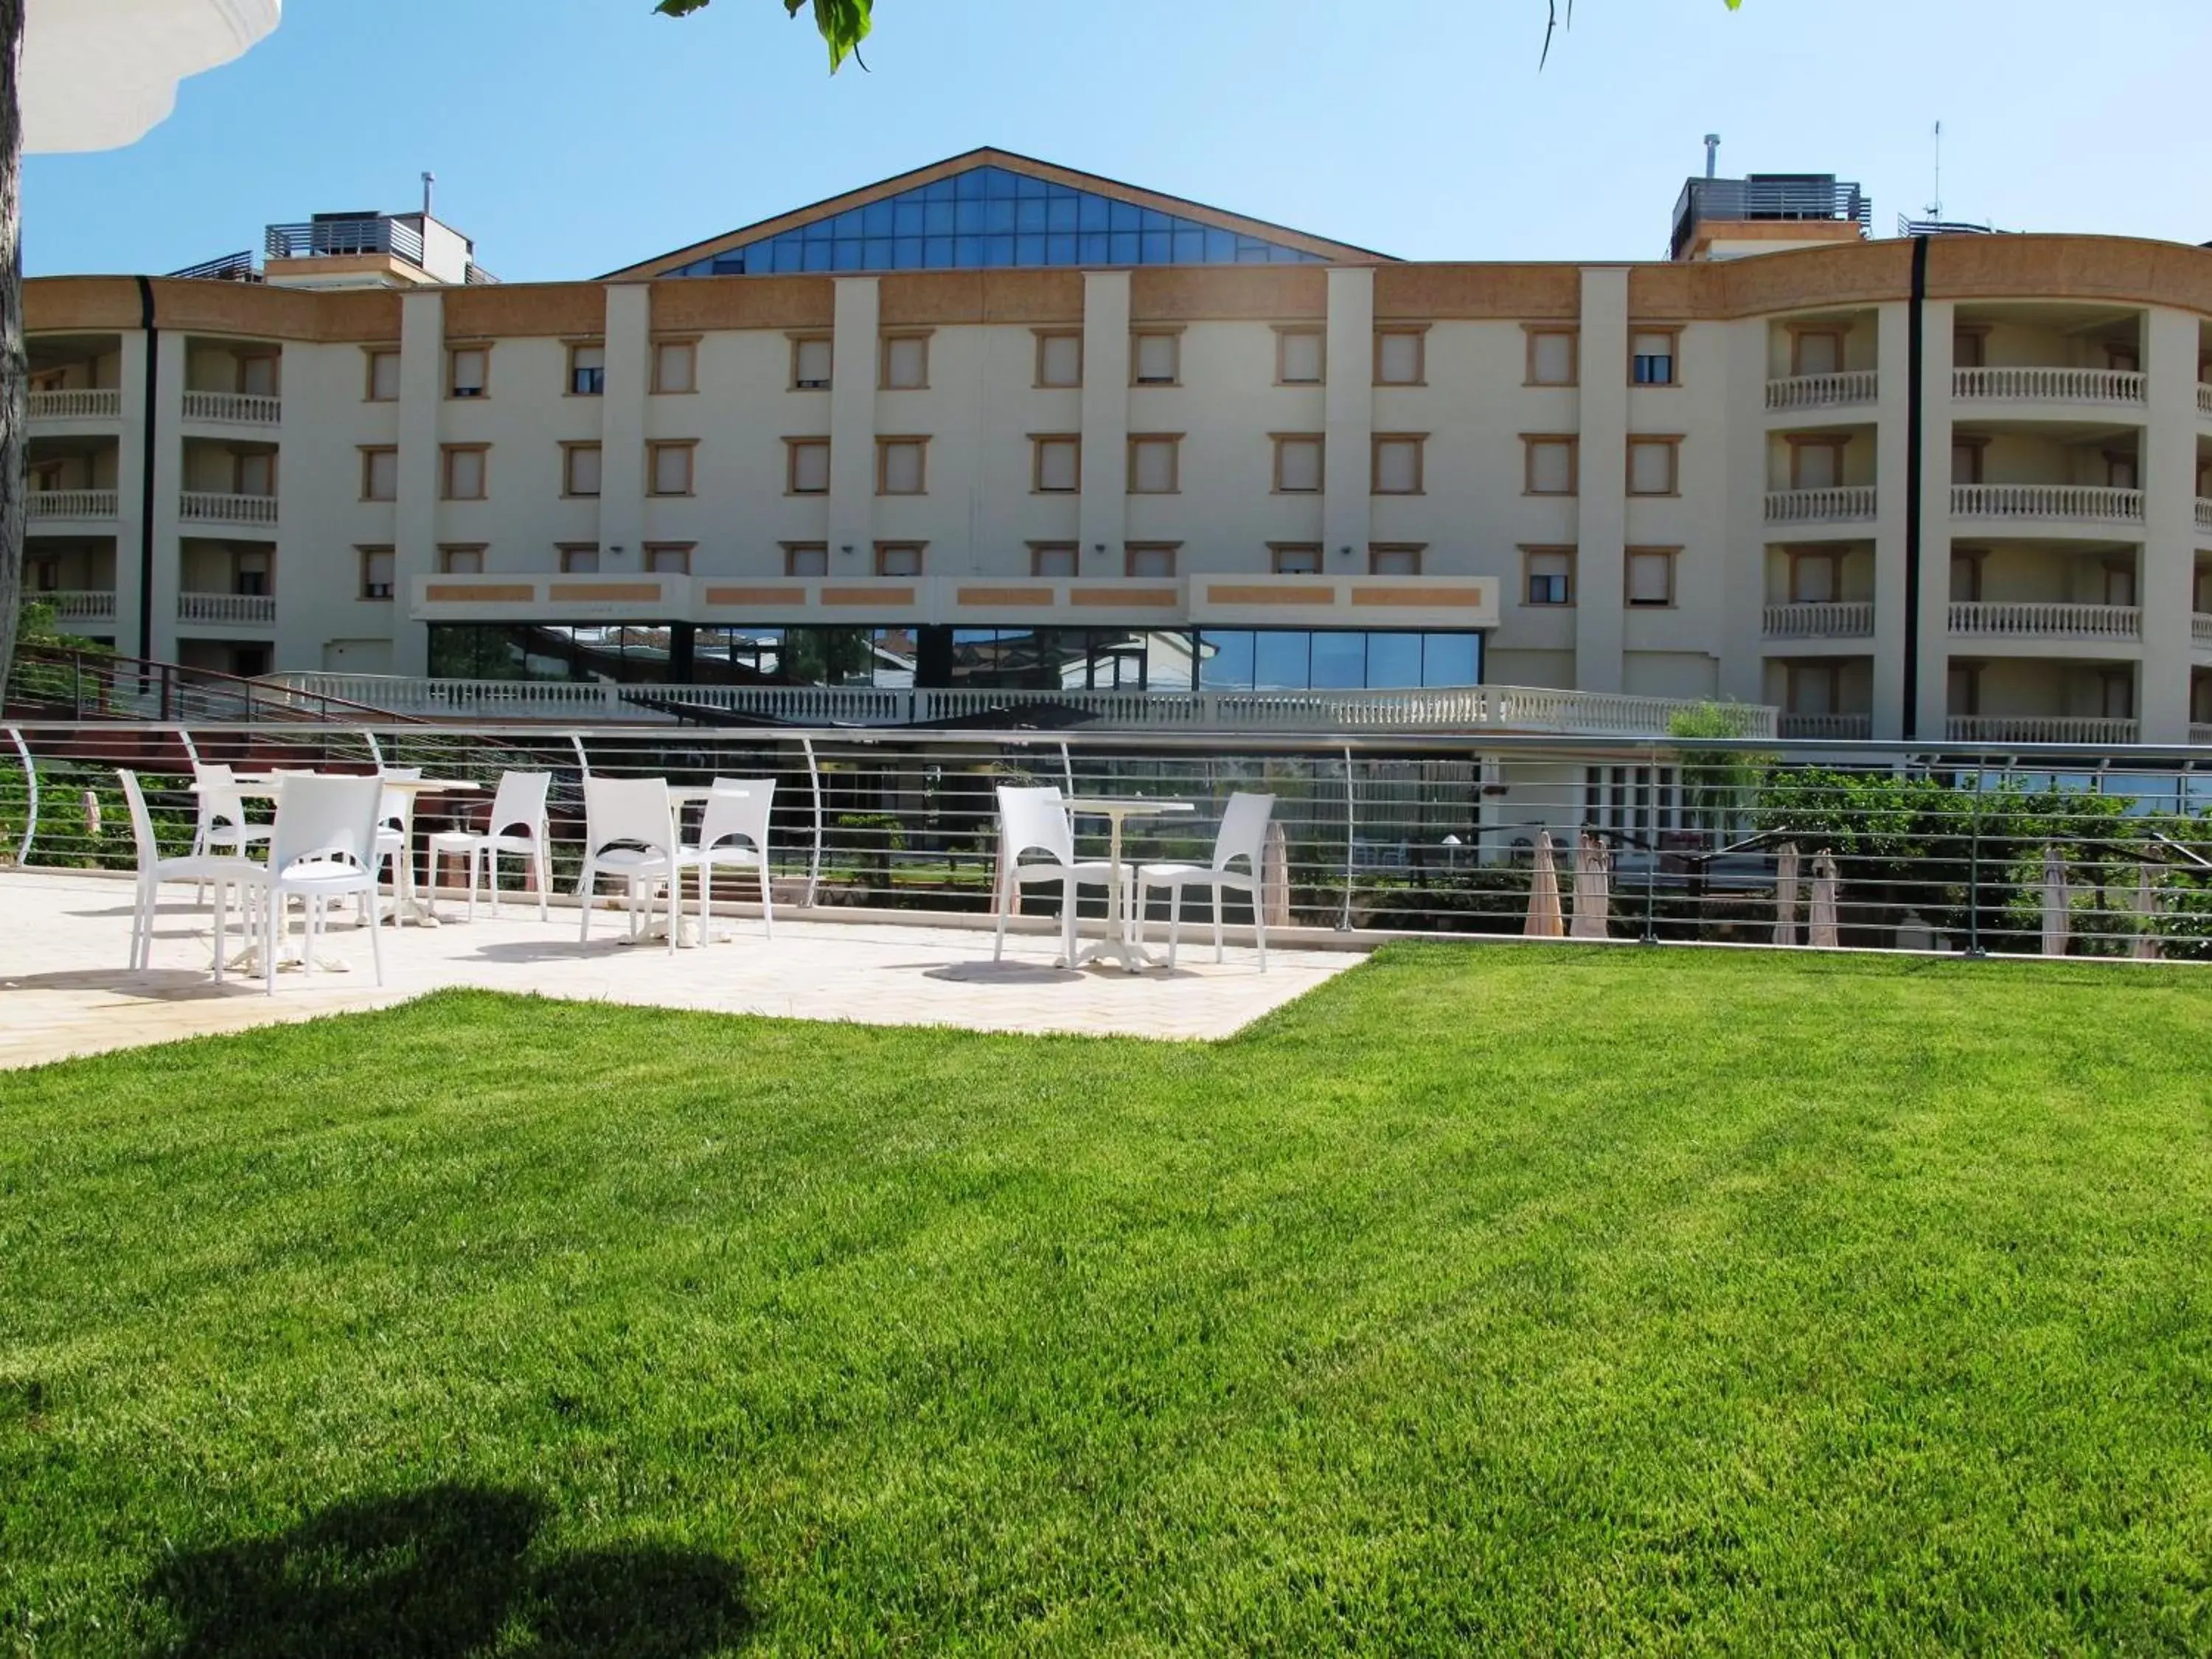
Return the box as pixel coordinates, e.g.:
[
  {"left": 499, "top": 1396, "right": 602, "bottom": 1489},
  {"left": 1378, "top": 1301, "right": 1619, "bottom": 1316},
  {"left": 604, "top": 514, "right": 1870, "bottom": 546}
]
[{"left": 0, "top": 870, "right": 1360, "bottom": 1070}]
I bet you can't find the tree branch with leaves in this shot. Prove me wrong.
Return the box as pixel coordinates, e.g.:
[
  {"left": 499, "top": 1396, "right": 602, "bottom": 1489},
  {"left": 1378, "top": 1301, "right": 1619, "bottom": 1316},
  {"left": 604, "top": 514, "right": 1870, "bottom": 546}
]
[{"left": 653, "top": 0, "right": 874, "bottom": 71}]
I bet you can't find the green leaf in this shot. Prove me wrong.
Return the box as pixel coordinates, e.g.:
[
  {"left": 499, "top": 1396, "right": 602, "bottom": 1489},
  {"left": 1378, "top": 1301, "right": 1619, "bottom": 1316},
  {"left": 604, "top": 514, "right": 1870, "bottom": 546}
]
[{"left": 654, "top": 0, "right": 870, "bottom": 72}]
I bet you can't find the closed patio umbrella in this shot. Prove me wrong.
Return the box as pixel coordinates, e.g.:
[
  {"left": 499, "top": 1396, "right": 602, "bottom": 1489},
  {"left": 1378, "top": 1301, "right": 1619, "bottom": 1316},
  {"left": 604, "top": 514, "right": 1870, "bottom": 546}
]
[
  {"left": 2132, "top": 862, "right": 2160, "bottom": 961},
  {"left": 1524, "top": 830, "right": 1565, "bottom": 939},
  {"left": 1569, "top": 832, "right": 1611, "bottom": 939},
  {"left": 1773, "top": 841, "right": 1801, "bottom": 947},
  {"left": 2040, "top": 846, "right": 2071, "bottom": 958},
  {"left": 26, "top": 0, "right": 282, "bottom": 153},
  {"left": 1807, "top": 852, "right": 1840, "bottom": 948}
]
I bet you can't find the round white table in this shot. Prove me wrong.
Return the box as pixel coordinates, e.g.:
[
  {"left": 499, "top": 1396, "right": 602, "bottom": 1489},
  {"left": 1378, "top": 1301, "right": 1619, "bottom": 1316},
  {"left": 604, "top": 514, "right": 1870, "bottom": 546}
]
[{"left": 1065, "top": 797, "right": 1194, "bottom": 973}]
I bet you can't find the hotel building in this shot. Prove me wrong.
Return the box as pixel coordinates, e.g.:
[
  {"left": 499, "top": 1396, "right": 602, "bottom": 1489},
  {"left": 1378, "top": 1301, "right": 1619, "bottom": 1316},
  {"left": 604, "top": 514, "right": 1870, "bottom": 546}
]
[{"left": 22, "top": 149, "right": 2212, "bottom": 744}]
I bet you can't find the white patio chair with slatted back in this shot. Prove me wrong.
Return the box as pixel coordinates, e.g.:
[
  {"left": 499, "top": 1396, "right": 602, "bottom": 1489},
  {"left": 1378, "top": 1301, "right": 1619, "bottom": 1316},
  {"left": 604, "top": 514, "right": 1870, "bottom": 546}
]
[
  {"left": 576, "top": 776, "right": 680, "bottom": 954},
  {"left": 259, "top": 773, "right": 386, "bottom": 993},
  {"left": 119, "top": 768, "right": 265, "bottom": 984},
  {"left": 367, "top": 766, "right": 422, "bottom": 919},
  {"left": 425, "top": 770, "right": 552, "bottom": 921},
  {"left": 675, "top": 778, "right": 776, "bottom": 944},
  {"left": 1133, "top": 791, "right": 1276, "bottom": 972},
  {"left": 992, "top": 784, "right": 1125, "bottom": 967}
]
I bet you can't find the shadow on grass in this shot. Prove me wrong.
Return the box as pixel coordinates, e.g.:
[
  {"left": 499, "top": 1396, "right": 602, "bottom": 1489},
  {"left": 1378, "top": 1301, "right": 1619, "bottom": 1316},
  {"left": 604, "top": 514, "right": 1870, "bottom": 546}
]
[{"left": 144, "top": 1484, "right": 751, "bottom": 1658}]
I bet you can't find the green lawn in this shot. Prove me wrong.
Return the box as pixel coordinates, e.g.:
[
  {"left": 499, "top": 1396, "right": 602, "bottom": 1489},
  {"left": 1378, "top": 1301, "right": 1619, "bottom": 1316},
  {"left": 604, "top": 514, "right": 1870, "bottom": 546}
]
[{"left": 4, "top": 947, "right": 2211, "bottom": 1655}]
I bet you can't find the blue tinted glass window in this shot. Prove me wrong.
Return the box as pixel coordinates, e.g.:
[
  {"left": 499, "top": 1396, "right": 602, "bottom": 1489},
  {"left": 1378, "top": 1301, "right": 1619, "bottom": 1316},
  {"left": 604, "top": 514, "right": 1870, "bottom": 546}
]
[
  {"left": 1205, "top": 228, "right": 1238, "bottom": 262},
  {"left": 1108, "top": 231, "right": 1140, "bottom": 263},
  {"left": 984, "top": 234, "right": 1015, "bottom": 264},
  {"left": 835, "top": 209, "right": 867, "bottom": 237},
  {"left": 801, "top": 240, "right": 833, "bottom": 272},
  {"left": 1172, "top": 228, "right": 1206, "bottom": 262},
  {"left": 861, "top": 201, "right": 894, "bottom": 235},
  {"left": 922, "top": 177, "right": 956, "bottom": 201},
  {"left": 1311, "top": 631, "right": 1366, "bottom": 689},
  {"left": 1015, "top": 234, "right": 1046, "bottom": 265},
  {"left": 863, "top": 237, "right": 894, "bottom": 267},
  {"left": 954, "top": 235, "right": 986, "bottom": 268},
  {"left": 1253, "top": 631, "right": 1309, "bottom": 689},
  {"left": 1078, "top": 194, "right": 1111, "bottom": 231},
  {"left": 831, "top": 240, "right": 866, "bottom": 271},
  {"left": 1366, "top": 632, "right": 1424, "bottom": 689},
  {"left": 1015, "top": 198, "right": 1049, "bottom": 233},
  {"left": 1079, "top": 232, "right": 1110, "bottom": 263},
  {"left": 924, "top": 235, "right": 955, "bottom": 266},
  {"left": 1200, "top": 631, "right": 1254, "bottom": 690},
  {"left": 1423, "top": 633, "right": 1480, "bottom": 687},
  {"left": 773, "top": 241, "right": 806, "bottom": 274},
  {"left": 1141, "top": 231, "right": 1172, "bottom": 262},
  {"left": 1110, "top": 200, "right": 1143, "bottom": 232},
  {"left": 1141, "top": 207, "right": 1175, "bottom": 232},
  {"left": 893, "top": 236, "right": 924, "bottom": 267},
  {"left": 984, "top": 198, "right": 1017, "bottom": 233},
  {"left": 955, "top": 200, "right": 987, "bottom": 234},
  {"left": 893, "top": 199, "right": 925, "bottom": 237},
  {"left": 924, "top": 200, "right": 956, "bottom": 235},
  {"left": 1046, "top": 233, "right": 1078, "bottom": 265},
  {"left": 1236, "top": 243, "right": 1271, "bottom": 263},
  {"left": 955, "top": 169, "right": 989, "bottom": 199},
  {"left": 802, "top": 215, "right": 834, "bottom": 240},
  {"left": 1047, "top": 197, "right": 1079, "bottom": 232}
]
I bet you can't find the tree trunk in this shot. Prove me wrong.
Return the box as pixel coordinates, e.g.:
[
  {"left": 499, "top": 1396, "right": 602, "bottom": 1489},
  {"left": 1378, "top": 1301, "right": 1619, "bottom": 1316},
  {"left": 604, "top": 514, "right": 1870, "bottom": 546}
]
[{"left": 0, "top": 0, "right": 21, "bottom": 703}]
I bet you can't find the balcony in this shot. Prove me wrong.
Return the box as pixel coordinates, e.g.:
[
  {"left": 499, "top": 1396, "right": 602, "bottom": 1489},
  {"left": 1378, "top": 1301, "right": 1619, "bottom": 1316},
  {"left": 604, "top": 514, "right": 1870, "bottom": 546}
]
[
  {"left": 180, "top": 491, "right": 278, "bottom": 527},
  {"left": 27, "top": 389, "right": 120, "bottom": 421},
  {"left": 2195, "top": 613, "right": 2212, "bottom": 645},
  {"left": 1952, "top": 367, "right": 2145, "bottom": 406},
  {"left": 1946, "top": 714, "right": 2139, "bottom": 745},
  {"left": 1672, "top": 173, "right": 1870, "bottom": 261},
  {"left": 1948, "top": 602, "right": 2141, "bottom": 641},
  {"left": 1765, "top": 372, "right": 1878, "bottom": 413},
  {"left": 1951, "top": 484, "right": 2143, "bottom": 525},
  {"left": 1778, "top": 712, "right": 1871, "bottom": 740},
  {"left": 26, "top": 489, "right": 118, "bottom": 521},
  {"left": 2194, "top": 723, "right": 2212, "bottom": 745},
  {"left": 31, "top": 589, "right": 116, "bottom": 624},
  {"left": 1765, "top": 486, "right": 1877, "bottom": 526},
  {"left": 182, "top": 390, "right": 281, "bottom": 425},
  {"left": 177, "top": 592, "right": 276, "bottom": 627},
  {"left": 2199, "top": 384, "right": 2212, "bottom": 420},
  {"left": 1764, "top": 601, "right": 1874, "bottom": 639},
  {"left": 2197, "top": 499, "right": 2212, "bottom": 535}
]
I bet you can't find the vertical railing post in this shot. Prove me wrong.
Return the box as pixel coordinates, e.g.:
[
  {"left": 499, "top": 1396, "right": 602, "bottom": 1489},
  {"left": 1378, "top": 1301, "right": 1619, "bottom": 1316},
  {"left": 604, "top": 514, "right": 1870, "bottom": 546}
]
[
  {"left": 1964, "top": 763, "right": 1986, "bottom": 959},
  {"left": 1338, "top": 742, "right": 1356, "bottom": 931},
  {"left": 1641, "top": 740, "right": 1660, "bottom": 945}
]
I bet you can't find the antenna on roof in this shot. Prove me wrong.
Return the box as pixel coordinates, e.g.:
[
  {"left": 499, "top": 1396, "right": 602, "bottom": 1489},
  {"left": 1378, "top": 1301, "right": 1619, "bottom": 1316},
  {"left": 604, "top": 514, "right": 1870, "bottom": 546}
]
[
  {"left": 1704, "top": 133, "right": 1721, "bottom": 179},
  {"left": 422, "top": 170, "right": 436, "bottom": 218},
  {"left": 1927, "top": 122, "right": 1942, "bottom": 220}
]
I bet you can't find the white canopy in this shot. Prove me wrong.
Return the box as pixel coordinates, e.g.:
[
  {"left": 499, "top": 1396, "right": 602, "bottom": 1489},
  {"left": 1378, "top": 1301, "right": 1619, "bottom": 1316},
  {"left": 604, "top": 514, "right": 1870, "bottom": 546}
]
[{"left": 25, "top": 0, "right": 282, "bottom": 153}]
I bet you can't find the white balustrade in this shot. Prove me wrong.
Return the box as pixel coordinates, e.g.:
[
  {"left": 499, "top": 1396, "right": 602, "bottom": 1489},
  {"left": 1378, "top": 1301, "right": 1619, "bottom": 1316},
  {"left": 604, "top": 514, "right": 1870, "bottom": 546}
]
[
  {"left": 2197, "top": 384, "right": 2212, "bottom": 419},
  {"left": 25, "top": 489, "right": 118, "bottom": 521},
  {"left": 1947, "top": 602, "right": 2141, "bottom": 640},
  {"left": 1763, "top": 601, "right": 1874, "bottom": 639},
  {"left": 1764, "top": 372, "right": 1877, "bottom": 412},
  {"left": 2194, "top": 613, "right": 2212, "bottom": 644},
  {"left": 27, "top": 388, "right": 120, "bottom": 420},
  {"left": 181, "top": 390, "right": 282, "bottom": 425},
  {"left": 34, "top": 589, "right": 116, "bottom": 622},
  {"left": 1778, "top": 713, "right": 1872, "bottom": 740},
  {"left": 179, "top": 490, "right": 279, "bottom": 526},
  {"left": 2194, "top": 723, "right": 2212, "bottom": 746},
  {"left": 1952, "top": 366, "right": 2145, "bottom": 403},
  {"left": 1944, "top": 715, "right": 2140, "bottom": 745},
  {"left": 176, "top": 592, "right": 276, "bottom": 626},
  {"left": 2196, "top": 498, "right": 2212, "bottom": 535},
  {"left": 1950, "top": 484, "right": 2143, "bottom": 523},
  {"left": 1764, "top": 486, "right": 1877, "bottom": 524}
]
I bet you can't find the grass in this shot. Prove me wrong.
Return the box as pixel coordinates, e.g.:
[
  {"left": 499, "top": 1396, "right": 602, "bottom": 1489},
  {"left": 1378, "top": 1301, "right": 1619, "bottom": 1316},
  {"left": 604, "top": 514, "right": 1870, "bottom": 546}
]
[{"left": 3, "top": 945, "right": 2211, "bottom": 1655}]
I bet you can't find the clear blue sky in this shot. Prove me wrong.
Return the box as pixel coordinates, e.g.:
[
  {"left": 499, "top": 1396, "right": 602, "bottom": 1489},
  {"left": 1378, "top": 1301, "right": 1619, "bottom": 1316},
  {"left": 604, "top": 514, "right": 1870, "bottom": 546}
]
[{"left": 28, "top": 0, "right": 2212, "bottom": 282}]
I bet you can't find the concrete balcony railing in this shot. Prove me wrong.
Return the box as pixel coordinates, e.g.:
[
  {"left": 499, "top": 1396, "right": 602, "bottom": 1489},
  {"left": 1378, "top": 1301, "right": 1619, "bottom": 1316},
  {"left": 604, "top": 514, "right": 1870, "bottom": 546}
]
[
  {"left": 1951, "top": 484, "right": 2143, "bottom": 524},
  {"left": 1946, "top": 714, "right": 2140, "bottom": 745},
  {"left": 179, "top": 491, "right": 278, "bottom": 526},
  {"left": 177, "top": 591, "right": 276, "bottom": 627},
  {"left": 2194, "top": 612, "right": 2212, "bottom": 644},
  {"left": 1764, "top": 371, "right": 1878, "bottom": 412},
  {"left": 1778, "top": 712, "right": 1872, "bottom": 740},
  {"left": 27, "top": 388, "right": 121, "bottom": 420},
  {"left": 25, "top": 489, "right": 118, "bottom": 521},
  {"left": 1952, "top": 366, "right": 2145, "bottom": 404},
  {"left": 1764, "top": 486, "right": 1877, "bottom": 525},
  {"left": 2197, "top": 498, "right": 2212, "bottom": 535},
  {"left": 1947, "top": 602, "right": 2141, "bottom": 641},
  {"left": 32, "top": 589, "right": 116, "bottom": 623},
  {"left": 2194, "top": 723, "right": 2212, "bottom": 746},
  {"left": 1763, "top": 601, "right": 1874, "bottom": 639},
  {"left": 181, "top": 390, "right": 281, "bottom": 425},
  {"left": 2198, "top": 384, "right": 2212, "bottom": 420}
]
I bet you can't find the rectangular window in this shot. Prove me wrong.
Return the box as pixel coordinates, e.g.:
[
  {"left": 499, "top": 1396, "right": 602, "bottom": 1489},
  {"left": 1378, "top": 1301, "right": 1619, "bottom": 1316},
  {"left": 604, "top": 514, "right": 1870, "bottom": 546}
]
[
  {"left": 439, "top": 545, "right": 484, "bottom": 575},
  {"left": 1949, "top": 440, "right": 1981, "bottom": 487},
  {"left": 365, "top": 349, "right": 401, "bottom": 401},
  {"left": 1125, "top": 543, "right": 1178, "bottom": 578},
  {"left": 2107, "top": 344, "right": 2141, "bottom": 375},
  {"left": 236, "top": 354, "right": 278, "bottom": 397},
  {"left": 1524, "top": 547, "right": 1573, "bottom": 605},
  {"left": 1627, "top": 548, "right": 1677, "bottom": 608},
  {"left": 231, "top": 547, "right": 270, "bottom": 597},
  {"left": 787, "top": 438, "right": 830, "bottom": 494},
  {"left": 2103, "top": 560, "right": 2137, "bottom": 607},
  {"left": 1627, "top": 437, "right": 1680, "bottom": 496},
  {"left": 1953, "top": 328, "right": 1986, "bottom": 369},
  {"left": 1582, "top": 766, "right": 1683, "bottom": 844},
  {"left": 1035, "top": 330, "right": 1082, "bottom": 388},
  {"left": 1632, "top": 330, "right": 1677, "bottom": 386},
  {"left": 361, "top": 446, "right": 398, "bottom": 501},
  {"left": 1032, "top": 434, "right": 1080, "bottom": 493},
  {"left": 790, "top": 335, "right": 832, "bottom": 390},
  {"left": 1030, "top": 542, "right": 1078, "bottom": 577},
  {"left": 1273, "top": 434, "right": 1323, "bottom": 493},
  {"left": 563, "top": 442, "right": 602, "bottom": 498},
  {"left": 1372, "top": 434, "right": 1425, "bottom": 495},
  {"left": 1947, "top": 664, "right": 1982, "bottom": 717},
  {"left": 1524, "top": 436, "right": 1576, "bottom": 495},
  {"left": 1374, "top": 327, "right": 1425, "bottom": 386},
  {"left": 653, "top": 339, "right": 698, "bottom": 394},
  {"left": 234, "top": 451, "right": 274, "bottom": 496},
  {"left": 877, "top": 437, "right": 928, "bottom": 495},
  {"left": 441, "top": 445, "right": 487, "bottom": 501},
  {"left": 1526, "top": 328, "right": 1577, "bottom": 386},
  {"left": 875, "top": 543, "right": 924, "bottom": 577},
  {"left": 568, "top": 342, "right": 605, "bottom": 396},
  {"left": 1133, "top": 331, "right": 1180, "bottom": 386},
  {"left": 359, "top": 546, "right": 394, "bottom": 600},
  {"left": 1270, "top": 544, "right": 1323, "bottom": 574},
  {"left": 559, "top": 545, "right": 600, "bottom": 574},
  {"left": 2107, "top": 451, "right": 2139, "bottom": 491},
  {"left": 1792, "top": 439, "right": 1843, "bottom": 490},
  {"left": 1950, "top": 549, "right": 1984, "bottom": 602},
  {"left": 784, "top": 542, "right": 828, "bottom": 577},
  {"left": 2101, "top": 669, "right": 2135, "bottom": 720},
  {"left": 880, "top": 333, "right": 930, "bottom": 390},
  {"left": 447, "top": 346, "right": 488, "bottom": 398},
  {"left": 1129, "top": 434, "right": 1180, "bottom": 493},
  {"left": 648, "top": 441, "right": 695, "bottom": 496},
  {"left": 1787, "top": 663, "right": 1841, "bottom": 717},
  {"left": 644, "top": 543, "right": 692, "bottom": 574},
  {"left": 1275, "top": 327, "right": 1324, "bottom": 385},
  {"left": 1369, "top": 544, "right": 1422, "bottom": 576},
  {"left": 1790, "top": 550, "right": 1840, "bottom": 603},
  {"left": 1792, "top": 330, "right": 1841, "bottom": 377}
]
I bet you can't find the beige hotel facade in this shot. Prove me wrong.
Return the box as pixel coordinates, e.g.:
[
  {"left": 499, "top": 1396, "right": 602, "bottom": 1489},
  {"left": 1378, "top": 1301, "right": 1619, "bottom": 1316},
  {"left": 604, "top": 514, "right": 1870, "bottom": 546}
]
[{"left": 22, "top": 148, "right": 2212, "bottom": 745}]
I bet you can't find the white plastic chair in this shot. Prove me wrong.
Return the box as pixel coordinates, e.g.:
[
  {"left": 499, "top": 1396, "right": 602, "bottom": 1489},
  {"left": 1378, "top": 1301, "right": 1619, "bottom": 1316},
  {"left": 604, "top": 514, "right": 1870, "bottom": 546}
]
[
  {"left": 189, "top": 761, "right": 273, "bottom": 863},
  {"left": 369, "top": 766, "right": 422, "bottom": 918},
  {"left": 676, "top": 778, "right": 776, "bottom": 943},
  {"left": 425, "top": 771, "right": 552, "bottom": 921},
  {"left": 992, "top": 785, "right": 1124, "bottom": 967},
  {"left": 119, "top": 768, "right": 264, "bottom": 983},
  {"left": 1134, "top": 792, "right": 1276, "bottom": 971},
  {"left": 260, "top": 773, "right": 386, "bottom": 992},
  {"left": 577, "top": 776, "right": 680, "bottom": 953}
]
